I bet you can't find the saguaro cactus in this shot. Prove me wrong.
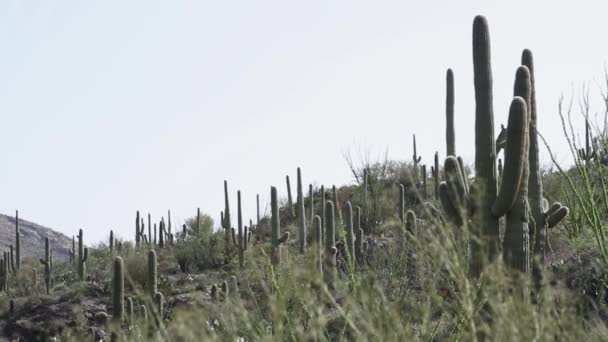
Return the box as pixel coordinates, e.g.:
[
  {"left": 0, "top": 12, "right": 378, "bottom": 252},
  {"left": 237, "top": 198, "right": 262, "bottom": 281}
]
[
  {"left": 148, "top": 214, "right": 152, "bottom": 246},
  {"left": 154, "top": 292, "right": 164, "bottom": 323},
  {"left": 224, "top": 180, "right": 232, "bottom": 260},
  {"left": 432, "top": 152, "right": 440, "bottom": 199},
  {"left": 39, "top": 237, "right": 52, "bottom": 294},
  {"left": 15, "top": 211, "right": 20, "bottom": 271},
  {"left": 308, "top": 184, "right": 314, "bottom": 226},
  {"left": 237, "top": 191, "right": 245, "bottom": 268},
  {"left": 421, "top": 165, "right": 428, "bottom": 199},
  {"left": 413, "top": 134, "right": 422, "bottom": 182},
  {"left": 286, "top": 175, "right": 295, "bottom": 217},
  {"left": 78, "top": 229, "right": 88, "bottom": 281},
  {"left": 363, "top": 169, "right": 368, "bottom": 233},
  {"left": 112, "top": 256, "right": 124, "bottom": 322},
  {"left": 405, "top": 210, "right": 417, "bottom": 237},
  {"left": 297, "top": 168, "right": 307, "bottom": 253},
  {"left": 446, "top": 68, "right": 456, "bottom": 156},
  {"left": 313, "top": 215, "right": 323, "bottom": 275},
  {"left": 471, "top": 15, "right": 499, "bottom": 276},
  {"left": 399, "top": 184, "right": 405, "bottom": 224},
  {"left": 147, "top": 250, "right": 157, "bottom": 297},
  {"left": 344, "top": 202, "right": 355, "bottom": 270},
  {"left": 136, "top": 211, "right": 142, "bottom": 248},
  {"left": 354, "top": 206, "right": 364, "bottom": 265},
  {"left": 109, "top": 230, "right": 114, "bottom": 253},
  {"left": 271, "top": 186, "right": 282, "bottom": 266},
  {"left": 321, "top": 185, "right": 326, "bottom": 231},
  {"left": 522, "top": 49, "right": 569, "bottom": 261},
  {"left": 324, "top": 201, "right": 337, "bottom": 285},
  {"left": 126, "top": 297, "right": 134, "bottom": 325}
]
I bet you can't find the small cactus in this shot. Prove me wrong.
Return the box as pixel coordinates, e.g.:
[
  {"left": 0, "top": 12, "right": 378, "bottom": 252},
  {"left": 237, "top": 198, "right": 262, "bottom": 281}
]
[
  {"left": 126, "top": 297, "right": 134, "bottom": 325},
  {"left": 154, "top": 292, "right": 164, "bottom": 324}
]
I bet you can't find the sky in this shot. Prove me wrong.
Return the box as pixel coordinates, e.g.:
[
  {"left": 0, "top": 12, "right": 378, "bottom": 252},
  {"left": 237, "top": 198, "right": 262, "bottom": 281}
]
[{"left": 0, "top": 0, "right": 607, "bottom": 243}]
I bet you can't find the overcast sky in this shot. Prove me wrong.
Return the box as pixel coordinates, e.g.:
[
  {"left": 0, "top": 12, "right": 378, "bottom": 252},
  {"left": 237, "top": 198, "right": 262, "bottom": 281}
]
[{"left": 1, "top": 1, "right": 606, "bottom": 243}]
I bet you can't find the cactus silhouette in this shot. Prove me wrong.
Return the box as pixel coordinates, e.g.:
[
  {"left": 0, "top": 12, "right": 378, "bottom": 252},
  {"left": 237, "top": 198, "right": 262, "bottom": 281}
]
[
  {"left": 344, "top": 202, "right": 355, "bottom": 271},
  {"left": 237, "top": 190, "right": 246, "bottom": 268},
  {"left": 271, "top": 186, "right": 282, "bottom": 267},
  {"left": 39, "top": 237, "right": 52, "bottom": 294}
]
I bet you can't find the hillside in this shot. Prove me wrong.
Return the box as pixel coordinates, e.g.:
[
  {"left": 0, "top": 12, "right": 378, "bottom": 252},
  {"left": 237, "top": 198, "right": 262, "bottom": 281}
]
[{"left": 0, "top": 213, "right": 72, "bottom": 261}]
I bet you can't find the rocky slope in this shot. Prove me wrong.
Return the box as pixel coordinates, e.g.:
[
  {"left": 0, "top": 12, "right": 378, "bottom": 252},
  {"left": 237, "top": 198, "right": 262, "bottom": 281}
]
[{"left": 0, "top": 213, "right": 72, "bottom": 262}]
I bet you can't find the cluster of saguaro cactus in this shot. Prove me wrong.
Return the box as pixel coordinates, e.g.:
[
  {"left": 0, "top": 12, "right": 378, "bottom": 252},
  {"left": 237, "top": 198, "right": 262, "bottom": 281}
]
[{"left": 436, "top": 16, "right": 569, "bottom": 276}]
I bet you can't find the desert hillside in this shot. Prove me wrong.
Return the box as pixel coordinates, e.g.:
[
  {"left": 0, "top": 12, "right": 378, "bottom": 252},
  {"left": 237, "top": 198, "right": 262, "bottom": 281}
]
[{"left": 0, "top": 213, "right": 72, "bottom": 261}]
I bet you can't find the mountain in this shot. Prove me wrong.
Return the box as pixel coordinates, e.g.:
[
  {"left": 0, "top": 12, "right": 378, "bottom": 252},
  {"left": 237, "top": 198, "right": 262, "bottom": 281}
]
[{"left": 0, "top": 213, "right": 72, "bottom": 262}]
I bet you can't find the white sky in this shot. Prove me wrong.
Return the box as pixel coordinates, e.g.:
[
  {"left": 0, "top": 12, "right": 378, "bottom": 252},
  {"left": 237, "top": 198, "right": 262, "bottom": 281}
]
[{"left": 1, "top": 1, "right": 606, "bottom": 243}]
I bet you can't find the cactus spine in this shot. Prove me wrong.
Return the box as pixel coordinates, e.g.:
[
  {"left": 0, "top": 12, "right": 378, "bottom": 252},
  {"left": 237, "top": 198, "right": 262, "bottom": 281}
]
[
  {"left": 446, "top": 68, "right": 456, "bottom": 156},
  {"left": 78, "top": 229, "right": 88, "bottom": 281},
  {"left": 147, "top": 250, "right": 157, "bottom": 297},
  {"left": 15, "top": 211, "right": 20, "bottom": 271},
  {"left": 112, "top": 256, "right": 124, "bottom": 322},
  {"left": 286, "top": 175, "right": 295, "bottom": 217},
  {"left": 297, "top": 168, "right": 307, "bottom": 253}
]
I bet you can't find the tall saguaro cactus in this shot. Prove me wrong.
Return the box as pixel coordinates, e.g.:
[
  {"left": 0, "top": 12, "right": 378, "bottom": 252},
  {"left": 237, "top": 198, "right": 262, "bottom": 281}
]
[
  {"left": 112, "top": 256, "right": 124, "bottom": 322},
  {"left": 78, "top": 229, "right": 88, "bottom": 281},
  {"left": 271, "top": 186, "right": 281, "bottom": 266},
  {"left": 14, "top": 211, "right": 20, "bottom": 271},
  {"left": 297, "top": 168, "right": 307, "bottom": 253},
  {"left": 313, "top": 215, "right": 323, "bottom": 275},
  {"left": 136, "top": 211, "right": 142, "bottom": 248},
  {"left": 433, "top": 152, "right": 440, "bottom": 199},
  {"left": 472, "top": 15, "right": 499, "bottom": 276},
  {"left": 498, "top": 66, "right": 531, "bottom": 272},
  {"left": 520, "top": 50, "right": 569, "bottom": 261},
  {"left": 446, "top": 69, "right": 456, "bottom": 156}
]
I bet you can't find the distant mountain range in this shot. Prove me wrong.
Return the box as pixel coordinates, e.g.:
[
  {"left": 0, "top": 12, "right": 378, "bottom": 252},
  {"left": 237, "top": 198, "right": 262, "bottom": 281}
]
[{"left": 0, "top": 213, "right": 72, "bottom": 262}]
